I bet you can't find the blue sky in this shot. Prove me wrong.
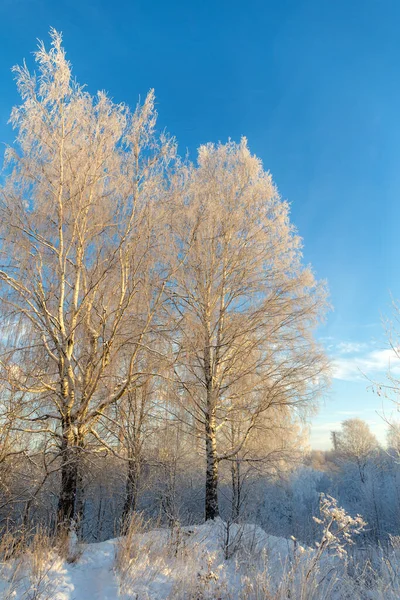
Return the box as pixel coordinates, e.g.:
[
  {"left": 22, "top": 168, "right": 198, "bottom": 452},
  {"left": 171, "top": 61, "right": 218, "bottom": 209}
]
[{"left": 1, "top": 0, "right": 400, "bottom": 448}]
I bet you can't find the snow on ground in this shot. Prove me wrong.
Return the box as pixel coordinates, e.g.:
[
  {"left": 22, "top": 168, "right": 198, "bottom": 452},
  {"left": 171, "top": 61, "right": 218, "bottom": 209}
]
[{"left": 0, "top": 520, "right": 301, "bottom": 599}]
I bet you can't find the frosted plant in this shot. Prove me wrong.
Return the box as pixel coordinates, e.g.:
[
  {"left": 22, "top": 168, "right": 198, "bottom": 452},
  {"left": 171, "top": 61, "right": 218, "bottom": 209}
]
[{"left": 305, "top": 493, "right": 366, "bottom": 581}]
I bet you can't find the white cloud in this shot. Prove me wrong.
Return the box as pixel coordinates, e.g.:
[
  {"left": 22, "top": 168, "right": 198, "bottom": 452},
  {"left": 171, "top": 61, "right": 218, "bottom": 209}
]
[
  {"left": 332, "top": 347, "right": 400, "bottom": 382},
  {"left": 335, "top": 341, "right": 368, "bottom": 354}
]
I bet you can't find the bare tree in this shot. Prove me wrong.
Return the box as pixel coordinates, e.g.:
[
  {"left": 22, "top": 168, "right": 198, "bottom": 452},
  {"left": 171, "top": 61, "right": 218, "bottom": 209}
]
[
  {"left": 387, "top": 422, "right": 400, "bottom": 455},
  {"left": 0, "top": 30, "right": 176, "bottom": 530},
  {"left": 167, "top": 139, "right": 329, "bottom": 521},
  {"left": 223, "top": 406, "right": 308, "bottom": 522},
  {"left": 333, "top": 418, "right": 378, "bottom": 483},
  {"left": 117, "top": 373, "right": 156, "bottom": 521},
  {"left": 0, "top": 387, "right": 32, "bottom": 523},
  {"left": 370, "top": 299, "right": 400, "bottom": 456}
]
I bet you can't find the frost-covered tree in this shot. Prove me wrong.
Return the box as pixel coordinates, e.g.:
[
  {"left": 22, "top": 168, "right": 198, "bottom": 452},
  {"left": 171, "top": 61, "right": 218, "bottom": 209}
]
[
  {"left": 0, "top": 30, "right": 176, "bottom": 530},
  {"left": 387, "top": 422, "right": 400, "bottom": 455},
  {"left": 333, "top": 419, "right": 378, "bottom": 484},
  {"left": 223, "top": 407, "right": 308, "bottom": 522},
  {"left": 168, "top": 140, "right": 329, "bottom": 521}
]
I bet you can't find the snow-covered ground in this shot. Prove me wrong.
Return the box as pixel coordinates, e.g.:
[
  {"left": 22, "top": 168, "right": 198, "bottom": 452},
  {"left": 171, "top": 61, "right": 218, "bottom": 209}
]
[
  {"left": 0, "top": 536, "right": 119, "bottom": 599},
  {"left": 1, "top": 519, "right": 400, "bottom": 599},
  {"left": 0, "top": 520, "right": 301, "bottom": 599}
]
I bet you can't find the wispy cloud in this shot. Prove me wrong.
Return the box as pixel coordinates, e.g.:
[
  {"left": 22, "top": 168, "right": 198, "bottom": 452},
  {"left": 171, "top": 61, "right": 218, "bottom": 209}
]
[
  {"left": 312, "top": 421, "right": 343, "bottom": 432},
  {"left": 332, "top": 348, "right": 400, "bottom": 382},
  {"left": 335, "top": 341, "right": 368, "bottom": 354},
  {"left": 324, "top": 337, "right": 400, "bottom": 382}
]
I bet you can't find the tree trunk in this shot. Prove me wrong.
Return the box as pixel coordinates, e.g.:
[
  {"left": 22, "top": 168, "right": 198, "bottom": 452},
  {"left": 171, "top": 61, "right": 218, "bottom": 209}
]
[
  {"left": 57, "top": 423, "right": 78, "bottom": 531},
  {"left": 75, "top": 436, "right": 85, "bottom": 537},
  {"left": 231, "top": 458, "right": 241, "bottom": 522},
  {"left": 122, "top": 458, "right": 141, "bottom": 522},
  {"left": 357, "top": 459, "right": 365, "bottom": 484},
  {"left": 205, "top": 410, "right": 219, "bottom": 521}
]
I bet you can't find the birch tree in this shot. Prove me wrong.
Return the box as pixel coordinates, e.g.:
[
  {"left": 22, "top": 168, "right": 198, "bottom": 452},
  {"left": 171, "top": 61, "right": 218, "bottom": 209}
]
[
  {"left": 168, "top": 140, "right": 329, "bottom": 520},
  {"left": 0, "top": 30, "right": 176, "bottom": 529}
]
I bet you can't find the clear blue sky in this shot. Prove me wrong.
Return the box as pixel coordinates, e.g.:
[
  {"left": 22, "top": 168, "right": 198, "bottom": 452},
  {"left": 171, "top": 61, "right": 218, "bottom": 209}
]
[{"left": 1, "top": 0, "right": 400, "bottom": 448}]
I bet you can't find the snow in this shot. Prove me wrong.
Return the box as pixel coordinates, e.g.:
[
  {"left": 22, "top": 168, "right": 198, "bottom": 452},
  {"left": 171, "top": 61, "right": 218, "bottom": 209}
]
[
  {"left": 3, "top": 519, "right": 399, "bottom": 598},
  {"left": 0, "top": 520, "right": 299, "bottom": 599}
]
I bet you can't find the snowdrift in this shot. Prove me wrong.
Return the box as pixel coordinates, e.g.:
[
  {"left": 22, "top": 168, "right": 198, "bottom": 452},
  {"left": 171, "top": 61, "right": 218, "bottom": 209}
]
[{"left": 0, "top": 520, "right": 300, "bottom": 599}]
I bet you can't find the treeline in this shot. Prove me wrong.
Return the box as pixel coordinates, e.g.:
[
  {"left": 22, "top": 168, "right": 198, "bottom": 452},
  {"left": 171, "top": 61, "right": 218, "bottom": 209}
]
[{"left": 274, "top": 418, "right": 400, "bottom": 547}]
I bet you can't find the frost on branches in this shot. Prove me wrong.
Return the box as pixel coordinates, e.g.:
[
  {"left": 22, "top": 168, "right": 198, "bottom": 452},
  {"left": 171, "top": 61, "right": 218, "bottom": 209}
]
[{"left": 313, "top": 494, "right": 366, "bottom": 559}]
